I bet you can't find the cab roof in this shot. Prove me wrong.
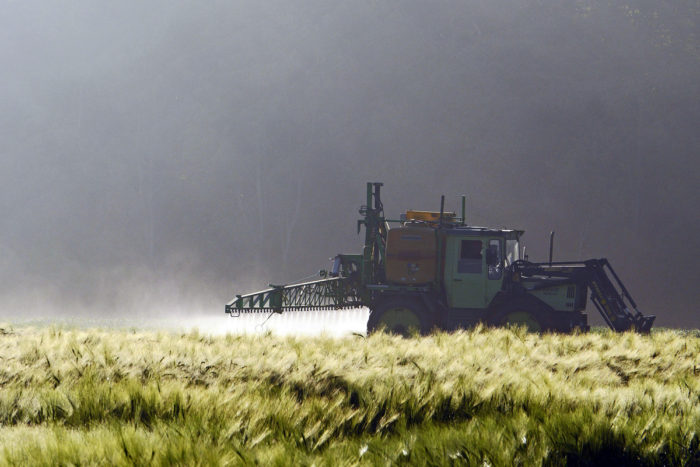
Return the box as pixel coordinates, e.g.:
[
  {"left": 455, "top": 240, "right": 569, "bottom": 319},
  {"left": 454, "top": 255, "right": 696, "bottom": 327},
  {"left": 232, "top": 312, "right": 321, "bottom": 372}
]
[{"left": 400, "top": 220, "right": 524, "bottom": 238}]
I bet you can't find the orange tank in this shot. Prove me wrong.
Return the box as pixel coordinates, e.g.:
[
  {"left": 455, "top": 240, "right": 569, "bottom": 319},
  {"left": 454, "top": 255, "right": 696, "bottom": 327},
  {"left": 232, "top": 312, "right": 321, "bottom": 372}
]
[{"left": 385, "top": 226, "right": 437, "bottom": 284}]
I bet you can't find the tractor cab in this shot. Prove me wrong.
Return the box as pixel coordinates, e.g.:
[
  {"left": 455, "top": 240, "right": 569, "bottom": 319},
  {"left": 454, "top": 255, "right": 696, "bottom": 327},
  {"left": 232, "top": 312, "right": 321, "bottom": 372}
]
[{"left": 442, "top": 227, "right": 522, "bottom": 309}]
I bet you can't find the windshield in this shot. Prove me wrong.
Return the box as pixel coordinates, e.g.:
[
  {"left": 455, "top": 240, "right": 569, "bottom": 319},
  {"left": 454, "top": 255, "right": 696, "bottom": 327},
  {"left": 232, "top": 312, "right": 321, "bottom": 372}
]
[{"left": 505, "top": 239, "right": 520, "bottom": 266}]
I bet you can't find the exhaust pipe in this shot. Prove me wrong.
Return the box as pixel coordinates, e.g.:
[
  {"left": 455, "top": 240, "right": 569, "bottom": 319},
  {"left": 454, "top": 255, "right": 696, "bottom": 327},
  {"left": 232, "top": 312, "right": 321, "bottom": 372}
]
[{"left": 549, "top": 231, "right": 555, "bottom": 266}]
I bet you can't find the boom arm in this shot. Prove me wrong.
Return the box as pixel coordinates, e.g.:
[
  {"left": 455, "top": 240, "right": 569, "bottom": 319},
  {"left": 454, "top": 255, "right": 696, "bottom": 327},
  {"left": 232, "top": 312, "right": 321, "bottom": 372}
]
[{"left": 225, "top": 277, "right": 364, "bottom": 315}]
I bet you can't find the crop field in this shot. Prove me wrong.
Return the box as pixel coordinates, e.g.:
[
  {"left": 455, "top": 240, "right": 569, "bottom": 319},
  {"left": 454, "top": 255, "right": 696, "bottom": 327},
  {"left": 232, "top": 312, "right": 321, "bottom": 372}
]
[{"left": 0, "top": 324, "right": 697, "bottom": 466}]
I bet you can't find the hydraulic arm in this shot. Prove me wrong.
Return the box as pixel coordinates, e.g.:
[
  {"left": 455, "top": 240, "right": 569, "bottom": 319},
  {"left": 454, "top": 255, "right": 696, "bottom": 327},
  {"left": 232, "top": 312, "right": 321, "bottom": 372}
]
[{"left": 513, "top": 259, "right": 655, "bottom": 332}]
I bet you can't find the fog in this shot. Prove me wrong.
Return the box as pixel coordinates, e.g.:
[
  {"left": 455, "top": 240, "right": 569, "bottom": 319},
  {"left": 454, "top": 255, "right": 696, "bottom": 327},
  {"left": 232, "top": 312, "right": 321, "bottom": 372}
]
[{"left": 1, "top": 1, "right": 698, "bottom": 329}]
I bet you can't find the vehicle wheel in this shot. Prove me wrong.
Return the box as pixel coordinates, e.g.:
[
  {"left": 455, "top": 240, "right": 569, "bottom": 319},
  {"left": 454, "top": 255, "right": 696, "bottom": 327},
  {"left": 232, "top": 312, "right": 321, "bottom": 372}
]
[
  {"left": 498, "top": 310, "right": 543, "bottom": 332},
  {"left": 367, "top": 298, "right": 431, "bottom": 336},
  {"left": 490, "top": 298, "right": 552, "bottom": 333}
]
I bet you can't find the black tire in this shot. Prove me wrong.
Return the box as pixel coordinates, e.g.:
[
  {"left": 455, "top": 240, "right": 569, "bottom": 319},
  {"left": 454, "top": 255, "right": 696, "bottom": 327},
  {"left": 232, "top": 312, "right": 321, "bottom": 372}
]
[
  {"left": 367, "top": 297, "right": 432, "bottom": 336},
  {"left": 489, "top": 297, "right": 554, "bottom": 333}
]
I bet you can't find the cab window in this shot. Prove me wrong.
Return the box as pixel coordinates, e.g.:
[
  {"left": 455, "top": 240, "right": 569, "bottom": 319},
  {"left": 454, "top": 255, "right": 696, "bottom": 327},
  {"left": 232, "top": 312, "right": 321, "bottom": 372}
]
[
  {"left": 505, "top": 239, "right": 519, "bottom": 266},
  {"left": 486, "top": 239, "right": 502, "bottom": 280},
  {"left": 458, "top": 240, "right": 482, "bottom": 273}
]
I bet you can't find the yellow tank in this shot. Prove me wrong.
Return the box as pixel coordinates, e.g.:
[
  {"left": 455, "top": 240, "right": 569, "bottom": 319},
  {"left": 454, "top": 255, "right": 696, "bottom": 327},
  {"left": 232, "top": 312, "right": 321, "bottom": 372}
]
[
  {"left": 385, "top": 226, "right": 437, "bottom": 284},
  {"left": 405, "top": 210, "right": 456, "bottom": 223}
]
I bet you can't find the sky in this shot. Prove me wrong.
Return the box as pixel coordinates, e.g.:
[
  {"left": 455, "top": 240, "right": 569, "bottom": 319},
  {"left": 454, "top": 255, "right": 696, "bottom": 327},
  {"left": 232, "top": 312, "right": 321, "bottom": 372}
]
[{"left": 1, "top": 0, "right": 699, "bottom": 328}]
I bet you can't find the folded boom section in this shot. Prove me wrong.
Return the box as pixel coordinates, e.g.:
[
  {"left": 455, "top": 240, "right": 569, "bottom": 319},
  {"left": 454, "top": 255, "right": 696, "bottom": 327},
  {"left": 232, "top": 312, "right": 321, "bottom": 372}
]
[
  {"left": 584, "top": 259, "right": 655, "bottom": 332},
  {"left": 225, "top": 277, "right": 364, "bottom": 315}
]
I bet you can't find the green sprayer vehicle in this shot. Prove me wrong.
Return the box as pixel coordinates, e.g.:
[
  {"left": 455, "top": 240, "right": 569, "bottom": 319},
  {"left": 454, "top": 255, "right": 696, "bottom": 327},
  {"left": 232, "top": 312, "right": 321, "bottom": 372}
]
[{"left": 226, "top": 183, "right": 655, "bottom": 334}]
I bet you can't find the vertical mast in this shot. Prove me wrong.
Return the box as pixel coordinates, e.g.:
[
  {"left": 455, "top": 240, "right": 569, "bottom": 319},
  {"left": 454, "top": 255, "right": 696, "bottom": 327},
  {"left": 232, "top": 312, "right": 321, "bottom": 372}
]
[{"left": 359, "top": 182, "right": 385, "bottom": 285}]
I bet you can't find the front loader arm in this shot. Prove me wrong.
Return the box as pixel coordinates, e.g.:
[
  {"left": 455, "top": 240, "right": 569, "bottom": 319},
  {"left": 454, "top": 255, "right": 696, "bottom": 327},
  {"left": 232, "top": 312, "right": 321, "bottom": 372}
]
[
  {"left": 512, "top": 259, "right": 655, "bottom": 332},
  {"left": 583, "top": 259, "right": 655, "bottom": 332}
]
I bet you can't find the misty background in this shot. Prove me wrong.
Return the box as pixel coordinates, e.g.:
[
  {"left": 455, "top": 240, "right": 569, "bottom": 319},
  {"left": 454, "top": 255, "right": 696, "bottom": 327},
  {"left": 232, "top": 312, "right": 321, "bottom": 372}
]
[{"left": 1, "top": 1, "right": 698, "bottom": 328}]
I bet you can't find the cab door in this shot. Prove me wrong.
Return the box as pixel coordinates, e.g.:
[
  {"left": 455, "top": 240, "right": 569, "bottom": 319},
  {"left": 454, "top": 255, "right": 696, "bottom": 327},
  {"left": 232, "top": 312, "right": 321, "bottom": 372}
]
[
  {"left": 484, "top": 238, "right": 504, "bottom": 306},
  {"left": 444, "top": 236, "right": 487, "bottom": 309}
]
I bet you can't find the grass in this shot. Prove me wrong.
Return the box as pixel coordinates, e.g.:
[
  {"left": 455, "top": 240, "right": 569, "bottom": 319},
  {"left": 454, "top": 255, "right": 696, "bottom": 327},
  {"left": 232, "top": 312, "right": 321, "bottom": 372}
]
[{"left": 0, "top": 323, "right": 697, "bottom": 466}]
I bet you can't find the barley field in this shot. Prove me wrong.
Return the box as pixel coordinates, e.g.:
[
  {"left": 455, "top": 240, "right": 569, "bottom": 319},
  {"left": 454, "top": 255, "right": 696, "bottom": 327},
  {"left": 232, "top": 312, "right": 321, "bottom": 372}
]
[{"left": 0, "top": 323, "right": 697, "bottom": 466}]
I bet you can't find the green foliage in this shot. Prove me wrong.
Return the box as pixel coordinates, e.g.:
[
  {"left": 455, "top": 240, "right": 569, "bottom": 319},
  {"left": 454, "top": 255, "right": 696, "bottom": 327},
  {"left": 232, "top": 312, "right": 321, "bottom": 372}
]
[{"left": 0, "top": 325, "right": 697, "bottom": 465}]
